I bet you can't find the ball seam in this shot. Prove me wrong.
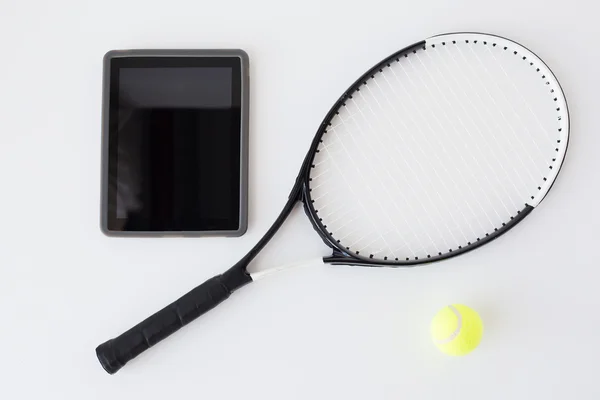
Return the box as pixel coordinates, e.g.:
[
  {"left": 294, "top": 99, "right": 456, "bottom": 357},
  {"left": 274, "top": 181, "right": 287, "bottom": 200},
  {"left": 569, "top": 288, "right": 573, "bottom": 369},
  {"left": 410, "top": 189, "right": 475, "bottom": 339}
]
[{"left": 435, "top": 305, "right": 462, "bottom": 344}]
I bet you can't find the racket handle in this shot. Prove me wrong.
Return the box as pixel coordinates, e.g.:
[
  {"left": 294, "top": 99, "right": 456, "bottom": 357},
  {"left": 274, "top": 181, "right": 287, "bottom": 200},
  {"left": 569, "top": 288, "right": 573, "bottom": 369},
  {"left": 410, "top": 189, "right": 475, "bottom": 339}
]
[{"left": 95, "top": 267, "right": 251, "bottom": 374}]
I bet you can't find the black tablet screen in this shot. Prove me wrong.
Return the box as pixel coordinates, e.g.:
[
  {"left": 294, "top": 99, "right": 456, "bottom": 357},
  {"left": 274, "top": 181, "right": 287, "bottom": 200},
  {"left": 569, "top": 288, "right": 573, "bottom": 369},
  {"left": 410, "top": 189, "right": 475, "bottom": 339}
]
[{"left": 106, "top": 57, "right": 242, "bottom": 232}]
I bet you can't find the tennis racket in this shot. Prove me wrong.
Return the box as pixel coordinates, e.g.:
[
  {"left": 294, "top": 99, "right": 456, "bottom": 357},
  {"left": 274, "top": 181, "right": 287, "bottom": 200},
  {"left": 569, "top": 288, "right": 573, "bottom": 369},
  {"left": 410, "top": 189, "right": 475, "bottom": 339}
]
[{"left": 96, "top": 32, "right": 569, "bottom": 374}]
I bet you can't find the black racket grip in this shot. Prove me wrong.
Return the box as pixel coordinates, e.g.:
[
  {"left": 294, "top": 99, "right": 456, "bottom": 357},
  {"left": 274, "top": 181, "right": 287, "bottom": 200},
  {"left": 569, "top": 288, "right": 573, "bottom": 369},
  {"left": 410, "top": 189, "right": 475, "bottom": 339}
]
[{"left": 96, "top": 267, "right": 251, "bottom": 374}]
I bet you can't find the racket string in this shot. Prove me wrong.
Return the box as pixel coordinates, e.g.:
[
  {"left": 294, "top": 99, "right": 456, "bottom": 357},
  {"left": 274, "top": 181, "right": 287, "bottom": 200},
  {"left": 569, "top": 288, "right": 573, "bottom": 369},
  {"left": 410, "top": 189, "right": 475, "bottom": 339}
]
[
  {"left": 356, "top": 79, "right": 480, "bottom": 243},
  {"left": 337, "top": 98, "right": 456, "bottom": 254},
  {"left": 480, "top": 45, "right": 557, "bottom": 144},
  {"left": 315, "top": 124, "right": 436, "bottom": 258},
  {"left": 344, "top": 90, "right": 464, "bottom": 254},
  {"left": 395, "top": 56, "right": 519, "bottom": 217},
  {"left": 410, "top": 51, "right": 531, "bottom": 209},
  {"left": 319, "top": 135, "right": 411, "bottom": 258},
  {"left": 318, "top": 68, "right": 504, "bottom": 257},
  {"left": 325, "top": 123, "right": 418, "bottom": 258},
  {"left": 440, "top": 44, "right": 549, "bottom": 193},
  {"left": 422, "top": 48, "right": 537, "bottom": 194},
  {"left": 451, "top": 44, "right": 550, "bottom": 171},
  {"left": 373, "top": 69, "right": 499, "bottom": 237}
]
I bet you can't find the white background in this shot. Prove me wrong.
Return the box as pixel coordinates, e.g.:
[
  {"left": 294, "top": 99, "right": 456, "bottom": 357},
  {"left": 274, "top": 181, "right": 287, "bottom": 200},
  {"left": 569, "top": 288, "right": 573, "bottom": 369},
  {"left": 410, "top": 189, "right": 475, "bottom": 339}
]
[{"left": 0, "top": 0, "right": 596, "bottom": 399}]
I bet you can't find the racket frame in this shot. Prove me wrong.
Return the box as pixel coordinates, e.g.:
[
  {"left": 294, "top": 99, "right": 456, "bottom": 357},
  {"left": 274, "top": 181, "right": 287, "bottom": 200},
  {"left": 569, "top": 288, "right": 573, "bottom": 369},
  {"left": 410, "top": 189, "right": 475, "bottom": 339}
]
[{"left": 302, "top": 33, "right": 569, "bottom": 266}]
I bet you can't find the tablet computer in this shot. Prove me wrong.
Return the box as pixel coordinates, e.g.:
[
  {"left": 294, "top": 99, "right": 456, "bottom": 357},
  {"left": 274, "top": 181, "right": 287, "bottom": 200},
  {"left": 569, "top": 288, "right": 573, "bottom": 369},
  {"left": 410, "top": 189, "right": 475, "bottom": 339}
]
[{"left": 100, "top": 49, "right": 249, "bottom": 236}]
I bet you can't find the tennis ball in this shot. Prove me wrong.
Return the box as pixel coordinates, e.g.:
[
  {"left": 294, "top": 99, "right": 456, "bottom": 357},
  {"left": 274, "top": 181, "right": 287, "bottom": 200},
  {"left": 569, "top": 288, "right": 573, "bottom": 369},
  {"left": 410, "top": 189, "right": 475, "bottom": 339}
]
[{"left": 431, "top": 304, "right": 483, "bottom": 356}]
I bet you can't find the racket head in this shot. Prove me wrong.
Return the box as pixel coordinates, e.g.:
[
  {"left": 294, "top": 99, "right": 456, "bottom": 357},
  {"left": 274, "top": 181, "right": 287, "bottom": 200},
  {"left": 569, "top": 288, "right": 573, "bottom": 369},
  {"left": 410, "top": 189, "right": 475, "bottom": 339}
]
[{"left": 302, "top": 32, "right": 569, "bottom": 266}]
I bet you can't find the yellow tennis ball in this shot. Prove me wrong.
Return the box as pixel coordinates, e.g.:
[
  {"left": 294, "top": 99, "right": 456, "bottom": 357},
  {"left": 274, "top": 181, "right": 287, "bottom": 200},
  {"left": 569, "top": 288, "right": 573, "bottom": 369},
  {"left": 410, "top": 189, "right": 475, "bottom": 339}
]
[{"left": 431, "top": 304, "right": 483, "bottom": 356}]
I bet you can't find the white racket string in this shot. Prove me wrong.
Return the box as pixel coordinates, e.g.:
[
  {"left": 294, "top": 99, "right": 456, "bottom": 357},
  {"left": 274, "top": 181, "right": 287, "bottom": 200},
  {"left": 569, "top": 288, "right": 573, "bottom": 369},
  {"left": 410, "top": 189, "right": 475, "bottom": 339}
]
[
  {"left": 353, "top": 86, "right": 458, "bottom": 251},
  {"left": 422, "top": 49, "right": 534, "bottom": 193},
  {"left": 411, "top": 52, "right": 526, "bottom": 209},
  {"left": 361, "top": 77, "right": 469, "bottom": 249},
  {"left": 450, "top": 45, "right": 548, "bottom": 171},
  {"left": 380, "top": 68, "right": 496, "bottom": 233},
  {"left": 326, "top": 125, "right": 414, "bottom": 258},
  {"left": 319, "top": 106, "right": 450, "bottom": 254},
  {"left": 339, "top": 102, "right": 442, "bottom": 254},
  {"left": 320, "top": 139, "right": 398, "bottom": 256},
  {"left": 439, "top": 47, "right": 544, "bottom": 190},
  {"left": 397, "top": 58, "right": 517, "bottom": 216}
]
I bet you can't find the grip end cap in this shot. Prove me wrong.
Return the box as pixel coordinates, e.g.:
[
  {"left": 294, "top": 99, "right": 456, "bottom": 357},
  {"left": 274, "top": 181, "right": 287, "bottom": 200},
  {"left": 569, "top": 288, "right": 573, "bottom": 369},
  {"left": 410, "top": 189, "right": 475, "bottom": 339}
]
[{"left": 96, "top": 341, "right": 122, "bottom": 375}]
